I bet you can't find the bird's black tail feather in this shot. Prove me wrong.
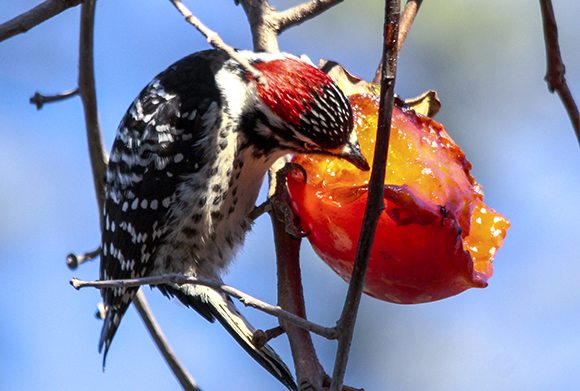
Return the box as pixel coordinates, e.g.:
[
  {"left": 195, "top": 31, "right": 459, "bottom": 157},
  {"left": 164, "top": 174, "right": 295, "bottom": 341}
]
[
  {"left": 159, "top": 284, "right": 297, "bottom": 390},
  {"left": 98, "top": 287, "right": 138, "bottom": 369}
]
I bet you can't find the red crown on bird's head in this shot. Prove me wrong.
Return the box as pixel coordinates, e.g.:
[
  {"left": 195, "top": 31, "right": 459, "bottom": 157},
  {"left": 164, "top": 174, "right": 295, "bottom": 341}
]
[{"left": 250, "top": 57, "right": 353, "bottom": 149}]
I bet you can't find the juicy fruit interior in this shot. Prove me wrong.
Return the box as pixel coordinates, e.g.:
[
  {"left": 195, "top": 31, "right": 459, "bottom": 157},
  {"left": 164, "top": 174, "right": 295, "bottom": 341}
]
[{"left": 293, "top": 94, "right": 509, "bottom": 278}]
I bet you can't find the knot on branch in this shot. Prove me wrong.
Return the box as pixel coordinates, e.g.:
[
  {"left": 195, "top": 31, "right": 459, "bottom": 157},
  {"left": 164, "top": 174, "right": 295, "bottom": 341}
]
[{"left": 269, "top": 162, "right": 308, "bottom": 239}]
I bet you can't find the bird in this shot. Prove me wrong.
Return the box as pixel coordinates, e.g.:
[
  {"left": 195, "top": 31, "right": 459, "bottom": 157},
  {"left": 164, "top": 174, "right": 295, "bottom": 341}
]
[{"left": 99, "top": 48, "right": 369, "bottom": 389}]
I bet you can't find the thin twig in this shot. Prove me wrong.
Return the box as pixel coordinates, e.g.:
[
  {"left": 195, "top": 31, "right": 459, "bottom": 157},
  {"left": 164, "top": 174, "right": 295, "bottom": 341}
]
[
  {"left": 248, "top": 200, "right": 271, "bottom": 222},
  {"left": 274, "top": 0, "right": 344, "bottom": 33},
  {"left": 30, "top": 88, "right": 79, "bottom": 110},
  {"left": 373, "top": 0, "right": 422, "bottom": 84},
  {"left": 169, "top": 0, "right": 266, "bottom": 85},
  {"left": 539, "top": 0, "right": 580, "bottom": 144},
  {"left": 397, "top": 0, "right": 422, "bottom": 52},
  {"left": 0, "top": 0, "right": 82, "bottom": 42},
  {"left": 251, "top": 326, "right": 285, "bottom": 349},
  {"left": 133, "top": 290, "right": 201, "bottom": 391},
  {"left": 78, "top": 0, "right": 107, "bottom": 225},
  {"left": 66, "top": 247, "right": 100, "bottom": 270},
  {"left": 71, "top": 274, "right": 337, "bottom": 339},
  {"left": 330, "top": 1, "right": 400, "bottom": 390}
]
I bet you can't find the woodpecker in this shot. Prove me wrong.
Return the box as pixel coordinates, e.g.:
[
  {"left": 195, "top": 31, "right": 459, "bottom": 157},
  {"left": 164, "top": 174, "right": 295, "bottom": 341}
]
[{"left": 99, "top": 49, "right": 369, "bottom": 389}]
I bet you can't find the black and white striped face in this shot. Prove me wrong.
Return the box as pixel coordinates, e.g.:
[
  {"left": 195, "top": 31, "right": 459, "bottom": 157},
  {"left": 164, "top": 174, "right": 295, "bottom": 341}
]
[{"left": 297, "top": 81, "right": 353, "bottom": 148}]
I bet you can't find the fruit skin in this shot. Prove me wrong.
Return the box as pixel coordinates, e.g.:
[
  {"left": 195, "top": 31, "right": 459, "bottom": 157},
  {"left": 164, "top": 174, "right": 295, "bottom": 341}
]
[{"left": 288, "top": 94, "right": 510, "bottom": 304}]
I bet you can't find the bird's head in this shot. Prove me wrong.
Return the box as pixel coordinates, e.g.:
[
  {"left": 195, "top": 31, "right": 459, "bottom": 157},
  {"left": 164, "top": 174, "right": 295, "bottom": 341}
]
[{"left": 245, "top": 53, "right": 369, "bottom": 171}]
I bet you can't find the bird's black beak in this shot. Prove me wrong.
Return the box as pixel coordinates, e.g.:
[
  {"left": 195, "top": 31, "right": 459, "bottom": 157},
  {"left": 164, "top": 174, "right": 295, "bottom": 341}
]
[{"left": 332, "top": 135, "right": 370, "bottom": 171}]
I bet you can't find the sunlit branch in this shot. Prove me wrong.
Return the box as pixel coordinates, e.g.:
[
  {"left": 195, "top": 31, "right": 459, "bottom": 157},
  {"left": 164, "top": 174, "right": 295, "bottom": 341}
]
[
  {"left": 66, "top": 247, "right": 100, "bottom": 270},
  {"left": 71, "top": 274, "right": 337, "bottom": 339},
  {"left": 270, "top": 163, "right": 328, "bottom": 389},
  {"left": 133, "top": 290, "right": 201, "bottom": 391},
  {"left": 330, "top": 1, "right": 400, "bottom": 390},
  {"left": 373, "top": 0, "right": 422, "bottom": 84},
  {"left": 169, "top": 0, "right": 266, "bottom": 84},
  {"left": 275, "top": 0, "right": 344, "bottom": 33},
  {"left": 78, "top": 0, "right": 107, "bottom": 223},
  {"left": 30, "top": 88, "right": 79, "bottom": 110},
  {"left": 539, "top": 0, "right": 580, "bottom": 144},
  {"left": 0, "top": 0, "right": 82, "bottom": 42}
]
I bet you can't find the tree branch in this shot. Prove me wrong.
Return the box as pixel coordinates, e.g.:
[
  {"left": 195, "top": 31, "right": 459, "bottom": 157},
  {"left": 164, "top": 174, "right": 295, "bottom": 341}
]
[
  {"left": 274, "top": 0, "right": 344, "bottom": 33},
  {"left": 539, "top": 0, "right": 580, "bottom": 144},
  {"left": 238, "top": 0, "right": 279, "bottom": 52},
  {"left": 78, "top": 0, "right": 107, "bottom": 225},
  {"left": 252, "top": 326, "right": 285, "bottom": 348},
  {"left": 397, "top": 0, "right": 422, "bottom": 52},
  {"left": 169, "top": 0, "right": 266, "bottom": 84},
  {"left": 30, "top": 88, "right": 79, "bottom": 110},
  {"left": 0, "top": 0, "right": 82, "bottom": 42},
  {"left": 71, "top": 274, "right": 337, "bottom": 339},
  {"left": 271, "top": 164, "right": 328, "bottom": 390},
  {"left": 373, "top": 0, "right": 422, "bottom": 84},
  {"left": 248, "top": 199, "right": 271, "bottom": 222},
  {"left": 66, "top": 247, "right": 100, "bottom": 270},
  {"left": 330, "top": 1, "right": 400, "bottom": 390},
  {"left": 133, "top": 290, "right": 201, "bottom": 391}
]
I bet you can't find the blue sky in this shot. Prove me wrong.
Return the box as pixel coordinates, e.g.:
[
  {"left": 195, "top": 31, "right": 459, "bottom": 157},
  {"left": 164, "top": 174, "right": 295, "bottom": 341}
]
[{"left": 1, "top": 1, "right": 579, "bottom": 390}]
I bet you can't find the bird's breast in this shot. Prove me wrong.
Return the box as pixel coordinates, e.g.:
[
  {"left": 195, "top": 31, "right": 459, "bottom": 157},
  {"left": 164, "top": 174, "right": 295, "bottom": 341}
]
[{"left": 153, "top": 139, "right": 280, "bottom": 279}]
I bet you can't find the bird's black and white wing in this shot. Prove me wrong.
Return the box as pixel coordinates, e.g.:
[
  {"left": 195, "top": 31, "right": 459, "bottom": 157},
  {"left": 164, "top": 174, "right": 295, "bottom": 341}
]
[{"left": 99, "top": 50, "right": 225, "bottom": 360}]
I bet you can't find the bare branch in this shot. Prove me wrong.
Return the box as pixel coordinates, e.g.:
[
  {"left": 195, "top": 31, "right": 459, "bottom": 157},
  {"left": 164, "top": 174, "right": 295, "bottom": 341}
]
[
  {"left": 272, "top": 218, "right": 328, "bottom": 388},
  {"left": 133, "top": 290, "right": 201, "bottom": 391},
  {"left": 169, "top": 0, "right": 266, "bottom": 85},
  {"left": 251, "top": 326, "right": 285, "bottom": 349},
  {"left": 373, "top": 0, "right": 422, "bottom": 84},
  {"left": 237, "top": 0, "right": 279, "bottom": 52},
  {"left": 239, "top": 0, "right": 345, "bottom": 51},
  {"left": 71, "top": 274, "right": 337, "bottom": 339},
  {"left": 270, "top": 165, "right": 328, "bottom": 390},
  {"left": 269, "top": 162, "right": 307, "bottom": 239},
  {"left": 0, "top": 0, "right": 82, "bottom": 42},
  {"left": 66, "top": 247, "right": 100, "bottom": 270},
  {"left": 78, "top": 0, "right": 107, "bottom": 223},
  {"left": 397, "top": 0, "right": 423, "bottom": 52},
  {"left": 539, "top": 0, "right": 580, "bottom": 144},
  {"left": 30, "top": 88, "right": 79, "bottom": 110},
  {"left": 274, "top": 0, "right": 344, "bottom": 33},
  {"left": 248, "top": 200, "right": 271, "bottom": 222},
  {"left": 330, "top": 1, "right": 400, "bottom": 390}
]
